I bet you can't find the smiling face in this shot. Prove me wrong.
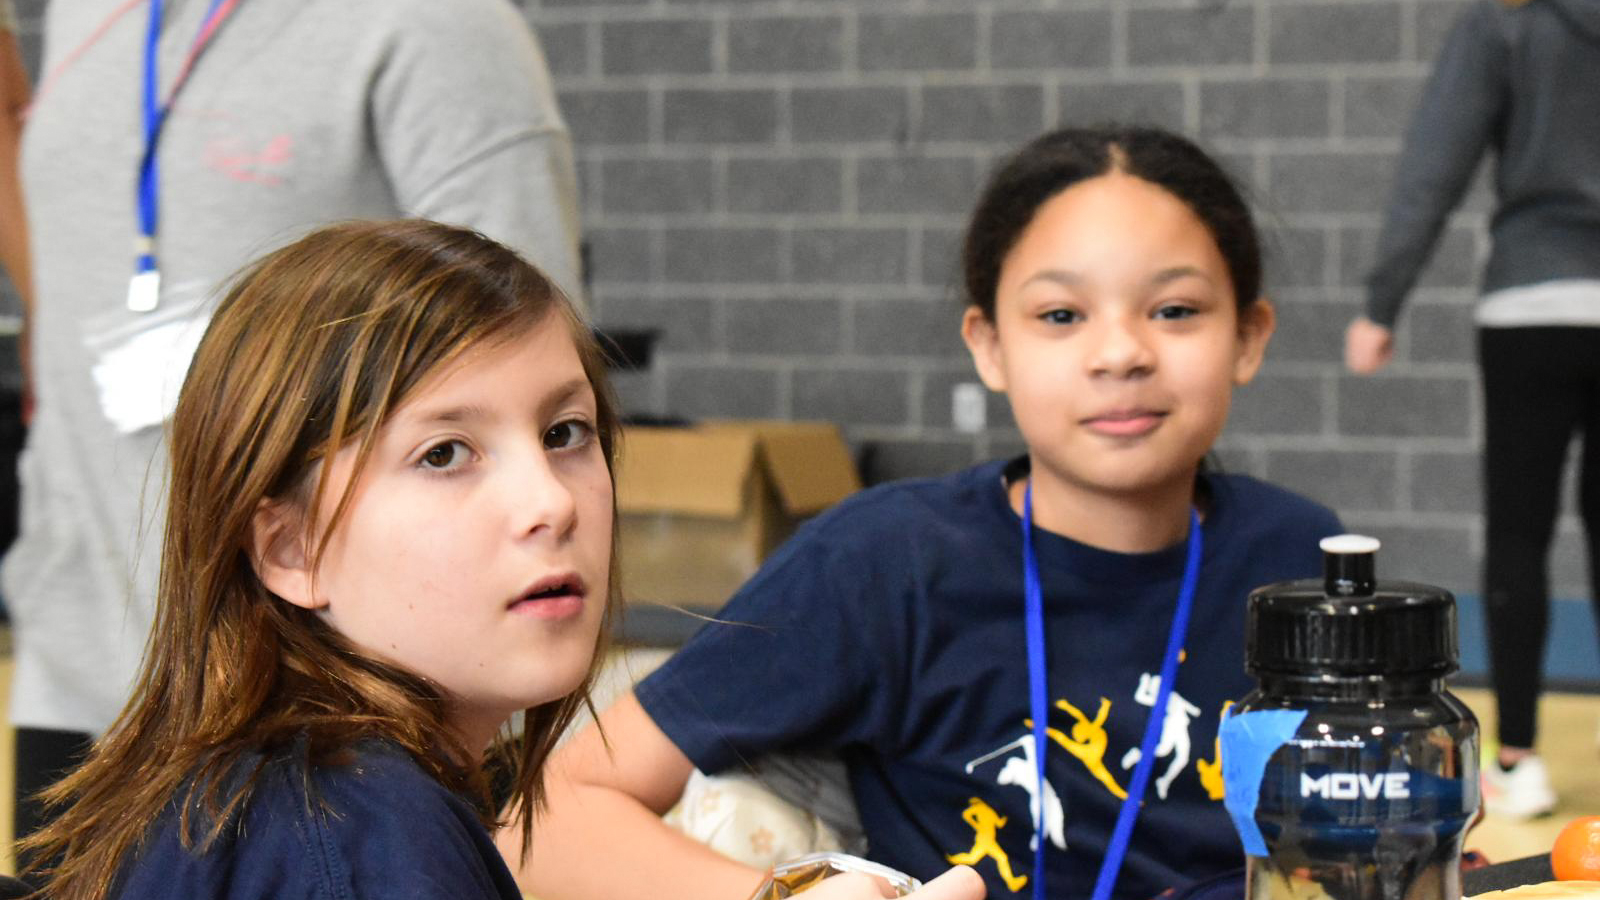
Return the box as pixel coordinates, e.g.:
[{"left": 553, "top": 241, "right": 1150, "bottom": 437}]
[
  {"left": 254, "top": 311, "right": 613, "bottom": 754},
  {"left": 964, "top": 170, "right": 1274, "bottom": 513}
]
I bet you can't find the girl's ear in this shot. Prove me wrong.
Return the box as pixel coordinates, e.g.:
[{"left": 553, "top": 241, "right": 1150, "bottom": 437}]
[
  {"left": 250, "top": 499, "right": 324, "bottom": 610},
  {"left": 1232, "top": 297, "right": 1277, "bottom": 386},
  {"left": 961, "top": 307, "right": 1009, "bottom": 393}
]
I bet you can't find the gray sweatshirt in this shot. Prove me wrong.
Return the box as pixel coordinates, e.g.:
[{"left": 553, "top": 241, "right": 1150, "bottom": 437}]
[
  {"left": 1365, "top": 0, "right": 1600, "bottom": 328},
  {"left": 5, "top": 0, "right": 582, "bottom": 733}
]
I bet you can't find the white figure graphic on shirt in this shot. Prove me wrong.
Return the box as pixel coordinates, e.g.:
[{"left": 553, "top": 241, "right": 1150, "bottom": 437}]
[
  {"left": 1118, "top": 672, "right": 1201, "bottom": 800},
  {"left": 965, "top": 734, "right": 1067, "bottom": 852}
]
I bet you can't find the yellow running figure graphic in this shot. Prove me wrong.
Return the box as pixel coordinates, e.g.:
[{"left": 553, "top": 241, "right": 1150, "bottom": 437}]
[
  {"left": 1195, "top": 701, "right": 1234, "bottom": 801},
  {"left": 1026, "top": 697, "right": 1128, "bottom": 799},
  {"left": 948, "top": 797, "right": 1030, "bottom": 893}
]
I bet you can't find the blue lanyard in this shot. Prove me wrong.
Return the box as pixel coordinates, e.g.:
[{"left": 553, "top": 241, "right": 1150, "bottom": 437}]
[
  {"left": 1021, "top": 483, "right": 1202, "bottom": 900},
  {"left": 133, "top": 0, "right": 232, "bottom": 304}
]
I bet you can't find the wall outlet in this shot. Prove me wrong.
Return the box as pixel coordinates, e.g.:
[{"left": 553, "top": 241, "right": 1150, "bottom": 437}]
[{"left": 952, "top": 382, "right": 987, "bottom": 433}]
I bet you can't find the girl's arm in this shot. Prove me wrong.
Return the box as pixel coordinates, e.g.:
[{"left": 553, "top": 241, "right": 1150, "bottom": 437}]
[
  {"left": 501, "top": 692, "right": 989, "bottom": 900},
  {"left": 500, "top": 690, "right": 770, "bottom": 900},
  {"left": 0, "top": 24, "right": 31, "bottom": 418}
]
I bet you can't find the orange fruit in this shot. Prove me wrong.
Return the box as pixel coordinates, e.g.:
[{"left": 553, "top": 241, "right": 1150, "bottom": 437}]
[{"left": 1552, "top": 815, "right": 1600, "bottom": 881}]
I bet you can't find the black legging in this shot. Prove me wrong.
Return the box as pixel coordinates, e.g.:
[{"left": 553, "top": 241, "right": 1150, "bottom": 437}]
[
  {"left": 12, "top": 726, "right": 94, "bottom": 874},
  {"left": 1480, "top": 326, "right": 1600, "bottom": 749}
]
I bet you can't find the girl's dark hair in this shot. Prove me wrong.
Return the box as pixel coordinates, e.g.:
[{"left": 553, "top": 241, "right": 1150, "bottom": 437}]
[{"left": 962, "top": 126, "right": 1262, "bottom": 319}]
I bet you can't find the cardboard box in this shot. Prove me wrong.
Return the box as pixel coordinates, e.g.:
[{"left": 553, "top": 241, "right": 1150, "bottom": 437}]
[{"left": 616, "top": 420, "right": 862, "bottom": 609}]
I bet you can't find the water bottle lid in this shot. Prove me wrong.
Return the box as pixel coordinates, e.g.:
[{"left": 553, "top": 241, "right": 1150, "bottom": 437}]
[{"left": 1246, "top": 534, "right": 1458, "bottom": 679}]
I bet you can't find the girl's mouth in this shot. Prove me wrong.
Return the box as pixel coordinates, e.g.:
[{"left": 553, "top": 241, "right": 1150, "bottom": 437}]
[
  {"left": 1083, "top": 410, "right": 1166, "bottom": 437},
  {"left": 508, "top": 573, "right": 587, "bottom": 620}
]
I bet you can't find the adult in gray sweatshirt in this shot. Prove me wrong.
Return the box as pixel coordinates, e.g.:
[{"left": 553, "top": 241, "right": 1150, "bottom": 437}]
[
  {"left": 2, "top": 0, "right": 584, "bottom": 859},
  {"left": 1344, "top": 0, "right": 1600, "bottom": 820}
]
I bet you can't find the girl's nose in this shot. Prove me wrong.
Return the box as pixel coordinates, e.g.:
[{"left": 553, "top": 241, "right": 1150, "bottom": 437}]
[
  {"left": 508, "top": 451, "right": 579, "bottom": 540},
  {"left": 1087, "top": 316, "right": 1155, "bottom": 379}
]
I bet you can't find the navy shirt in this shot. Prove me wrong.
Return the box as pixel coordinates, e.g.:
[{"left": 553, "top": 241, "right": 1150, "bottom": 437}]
[
  {"left": 111, "top": 740, "right": 522, "bottom": 900},
  {"left": 637, "top": 459, "right": 1342, "bottom": 900}
]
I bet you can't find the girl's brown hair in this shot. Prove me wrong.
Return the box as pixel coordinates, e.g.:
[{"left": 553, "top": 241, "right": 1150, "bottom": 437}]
[{"left": 22, "top": 219, "right": 621, "bottom": 899}]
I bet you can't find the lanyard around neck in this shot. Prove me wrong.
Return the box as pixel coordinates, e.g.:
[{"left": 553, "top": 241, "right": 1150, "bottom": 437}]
[
  {"left": 1021, "top": 483, "right": 1202, "bottom": 900},
  {"left": 131, "top": 0, "right": 237, "bottom": 311}
]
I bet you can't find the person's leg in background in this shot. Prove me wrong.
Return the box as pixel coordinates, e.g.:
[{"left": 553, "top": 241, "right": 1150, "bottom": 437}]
[
  {"left": 12, "top": 726, "right": 92, "bottom": 872},
  {"left": 1574, "top": 328, "right": 1600, "bottom": 747},
  {"left": 1479, "top": 326, "right": 1580, "bottom": 818}
]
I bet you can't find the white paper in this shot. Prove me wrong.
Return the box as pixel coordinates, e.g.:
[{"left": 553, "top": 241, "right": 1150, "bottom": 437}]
[{"left": 85, "top": 282, "right": 214, "bottom": 434}]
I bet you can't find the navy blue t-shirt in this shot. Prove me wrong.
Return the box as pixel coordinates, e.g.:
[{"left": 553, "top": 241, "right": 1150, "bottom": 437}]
[
  {"left": 110, "top": 740, "right": 522, "bottom": 900},
  {"left": 637, "top": 459, "right": 1342, "bottom": 900}
]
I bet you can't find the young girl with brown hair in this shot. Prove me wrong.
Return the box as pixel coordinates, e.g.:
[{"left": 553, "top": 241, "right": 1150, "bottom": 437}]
[
  {"left": 18, "top": 219, "right": 982, "bottom": 900},
  {"left": 21, "top": 219, "right": 617, "bottom": 899}
]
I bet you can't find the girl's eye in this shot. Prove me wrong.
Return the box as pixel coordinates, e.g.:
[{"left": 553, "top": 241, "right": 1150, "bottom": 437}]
[
  {"left": 544, "top": 419, "right": 594, "bottom": 451},
  {"left": 1041, "top": 308, "right": 1082, "bottom": 325},
  {"left": 1153, "top": 303, "right": 1199, "bottom": 321},
  {"left": 419, "top": 440, "right": 470, "bottom": 471}
]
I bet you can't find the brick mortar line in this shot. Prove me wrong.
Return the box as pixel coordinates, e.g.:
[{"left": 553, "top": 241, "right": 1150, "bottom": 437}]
[
  {"left": 660, "top": 353, "right": 957, "bottom": 373},
  {"left": 776, "top": 364, "right": 794, "bottom": 420},
  {"left": 591, "top": 281, "right": 963, "bottom": 300},
  {"left": 584, "top": 210, "right": 970, "bottom": 224},
  {"left": 580, "top": 147, "right": 983, "bottom": 161},
  {"left": 528, "top": 0, "right": 1468, "bottom": 25},
  {"left": 1395, "top": 444, "right": 1415, "bottom": 513},
  {"left": 1261, "top": 359, "right": 1478, "bottom": 377},
  {"left": 1336, "top": 510, "right": 1478, "bottom": 529},
  {"left": 710, "top": 9, "right": 729, "bottom": 75},
  {"left": 841, "top": 7, "right": 860, "bottom": 74},
  {"left": 573, "top": 139, "right": 1414, "bottom": 157},
  {"left": 1228, "top": 434, "right": 1481, "bottom": 453},
  {"left": 548, "top": 60, "right": 1432, "bottom": 91}
]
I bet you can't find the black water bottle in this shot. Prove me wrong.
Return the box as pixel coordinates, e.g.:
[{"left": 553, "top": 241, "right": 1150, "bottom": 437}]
[{"left": 1221, "top": 535, "right": 1480, "bottom": 900}]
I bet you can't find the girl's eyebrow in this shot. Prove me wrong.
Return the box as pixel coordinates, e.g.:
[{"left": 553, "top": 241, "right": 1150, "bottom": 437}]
[
  {"left": 403, "top": 379, "right": 594, "bottom": 427},
  {"left": 1019, "top": 266, "right": 1213, "bottom": 289},
  {"left": 1151, "top": 265, "right": 1213, "bottom": 286},
  {"left": 409, "top": 403, "right": 495, "bottom": 426},
  {"left": 1019, "top": 268, "right": 1084, "bottom": 289},
  {"left": 543, "top": 377, "right": 593, "bottom": 406}
]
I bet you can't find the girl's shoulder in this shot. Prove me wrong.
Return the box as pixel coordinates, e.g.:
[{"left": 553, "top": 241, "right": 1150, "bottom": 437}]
[
  {"left": 112, "top": 741, "right": 515, "bottom": 900},
  {"left": 1206, "top": 472, "right": 1344, "bottom": 543},
  {"left": 286, "top": 742, "right": 521, "bottom": 896},
  {"left": 748, "top": 459, "right": 1012, "bottom": 585},
  {"left": 811, "top": 458, "right": 1012, "bottom": 533}
]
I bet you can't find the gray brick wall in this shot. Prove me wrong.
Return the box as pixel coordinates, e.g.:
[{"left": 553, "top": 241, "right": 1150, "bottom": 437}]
[
  {"left": 7, "top": 0, "right": 1585, "bottom": 603},
  {"left": 518, "top": 0, "right": 1588, "bottom": 602}
]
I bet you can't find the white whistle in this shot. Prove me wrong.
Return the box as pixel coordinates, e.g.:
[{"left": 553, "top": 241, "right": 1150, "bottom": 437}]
[{"left": 128, "top": 269, "right": 161, "bottom": 312}]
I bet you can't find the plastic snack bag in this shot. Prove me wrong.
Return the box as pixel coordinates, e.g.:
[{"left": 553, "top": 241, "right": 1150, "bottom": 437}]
[{"left": 748, "top": 852, "right": 922, "bottom": 899}]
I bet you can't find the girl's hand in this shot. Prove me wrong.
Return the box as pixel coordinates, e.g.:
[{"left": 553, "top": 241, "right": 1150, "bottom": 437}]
[
  {"left": 906, "top": 867, "right": 985, "bottom": 900},
  {"left": 1344, "top": 317, "right": 1394, "bottom": 374},
  {"left": 798, "top": 866, "right": 986, "bottom": 900}
]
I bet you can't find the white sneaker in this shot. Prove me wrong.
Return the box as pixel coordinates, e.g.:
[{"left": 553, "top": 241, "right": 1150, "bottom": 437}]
[{"left": 1482, "top": 754, "right": 1558, "bottom": 820}]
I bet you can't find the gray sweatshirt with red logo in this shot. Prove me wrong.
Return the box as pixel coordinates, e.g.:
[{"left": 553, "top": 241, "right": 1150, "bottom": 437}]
[
  {"left": 1366, "top": 0, "right": 1600, "bottom": 327},
  {"left": 6, "top": 0, "right": 582, "bottom": 733}
]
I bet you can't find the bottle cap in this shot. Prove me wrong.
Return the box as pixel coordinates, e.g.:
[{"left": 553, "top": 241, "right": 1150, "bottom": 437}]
[
  {"left": 1319, "top": 534, "right": 1380, "bottom": 597},
  {"left": 1246, "top": 534, "right": 1458, "bottom": 679}
]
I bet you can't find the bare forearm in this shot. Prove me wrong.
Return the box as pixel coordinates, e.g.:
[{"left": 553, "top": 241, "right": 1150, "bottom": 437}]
[
  {"left": 1, "top": 29, "right": 32, "bottom": 312},
  {"left": 507, "top": 773, "right": 766, "bottom": 900},
  {"left": 0, "top": 123, "right": 29, "bottom": 307}
]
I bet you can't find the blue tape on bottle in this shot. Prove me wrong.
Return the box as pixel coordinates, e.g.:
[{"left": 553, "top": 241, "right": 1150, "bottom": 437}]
[{"left": 1218, "top": 708, "right": 1307, "bottom": 857}]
